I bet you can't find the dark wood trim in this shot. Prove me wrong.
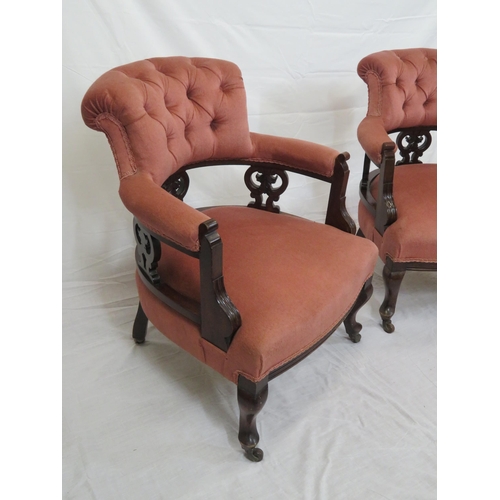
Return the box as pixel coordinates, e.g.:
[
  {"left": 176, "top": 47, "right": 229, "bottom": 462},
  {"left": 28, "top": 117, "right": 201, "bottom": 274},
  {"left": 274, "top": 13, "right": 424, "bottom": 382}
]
[
  {"left": 379, "top": 258, "right": 406, "bottom": 334},
  {"left": 136, "top": 265, "right": 201, "bottom": 324},
  {"left": 360, "top": 153, "right": 371, "bottom": 197},
  {"left": 133, "top": 218, "right": 201, "bottom": 323},
  {"left": 394, "top": 126, "right": 435, "bottom": 165},
  {"left": 161, "top": 170, "right": 190, "bottom": 200},
  {"left": 374, "top": 142, "right": 398, "bottom": 235},
  {"left": 132, "top": 302, "right": 148, "bottom": 344},
  {"left": 325, "top": 152, "right": 356, "bottom": 234},
  {"left": 244, "top": 165, "right": 289, "bottom": 213},
  {"left": 237, "top": 375, "right": 269, "bottom": 462},
  {"left": 344, "top": 278, "right": 374, "bottom": 342},
  {"left": 178, "top": 158, "right": 334, "bottom": 182},
  {"left": 134, "top": 221, "right": 162, "bottom": 285},
  {"left": 199, "top": 220, "right": 242, "bottom": 352},
  {"left": 132, "top": 218, "right": 241, "bottom": 350}
]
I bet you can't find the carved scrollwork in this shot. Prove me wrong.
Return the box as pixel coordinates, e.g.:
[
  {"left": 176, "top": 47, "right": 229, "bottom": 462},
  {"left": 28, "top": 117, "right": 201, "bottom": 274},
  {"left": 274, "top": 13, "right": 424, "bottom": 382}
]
[
  {"left": 244, "top": 165, "right": 289, "bottom": 213},
  {"left": 134, "top": 220, "right": 161, "bottom": 286},
  {"left": 396, "top": 129, "right": 433, "bottom": 165},
  {"left": 161, "top": 170, "right": 190, "bottom": 200}
]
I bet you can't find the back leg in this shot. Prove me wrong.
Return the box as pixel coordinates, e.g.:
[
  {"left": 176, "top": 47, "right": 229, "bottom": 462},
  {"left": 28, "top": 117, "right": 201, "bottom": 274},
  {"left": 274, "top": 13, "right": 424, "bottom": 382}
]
[{"left": 133, "top": 302, "right": 148, "bottom": 344}]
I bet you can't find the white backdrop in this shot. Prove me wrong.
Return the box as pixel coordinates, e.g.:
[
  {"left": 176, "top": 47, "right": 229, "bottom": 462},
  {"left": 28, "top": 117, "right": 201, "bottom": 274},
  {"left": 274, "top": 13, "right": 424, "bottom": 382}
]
[{"left": 63, "top": 1, "right": 437, "bottom": 498}]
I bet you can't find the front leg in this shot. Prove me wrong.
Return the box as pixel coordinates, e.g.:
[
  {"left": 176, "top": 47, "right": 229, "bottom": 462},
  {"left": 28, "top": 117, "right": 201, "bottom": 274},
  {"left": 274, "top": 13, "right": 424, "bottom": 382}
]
[
  {"left": 343, "top": 278, "right": 373, "bottom": 343},
  {"left": 380, "top": 258, "right": 406, "bottom": 333},
  {"left": 237, "top": 376, "right": 269, "bottom": 462}
]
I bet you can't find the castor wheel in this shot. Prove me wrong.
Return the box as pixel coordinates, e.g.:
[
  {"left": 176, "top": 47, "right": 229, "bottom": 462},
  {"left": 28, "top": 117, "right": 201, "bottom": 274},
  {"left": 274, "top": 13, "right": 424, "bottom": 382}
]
[
  {"left": 243, "top": 446, "right": 264, "bottom": 462},
  {"left": 382, "top": 319, "right": 395, "bottom": 334}
]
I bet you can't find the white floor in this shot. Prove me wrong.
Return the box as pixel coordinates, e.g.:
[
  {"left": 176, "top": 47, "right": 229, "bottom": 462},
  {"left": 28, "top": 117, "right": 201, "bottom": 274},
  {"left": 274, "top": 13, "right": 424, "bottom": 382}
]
[{"left": 63, "top": 257, "right": 436, "bottom": 500}]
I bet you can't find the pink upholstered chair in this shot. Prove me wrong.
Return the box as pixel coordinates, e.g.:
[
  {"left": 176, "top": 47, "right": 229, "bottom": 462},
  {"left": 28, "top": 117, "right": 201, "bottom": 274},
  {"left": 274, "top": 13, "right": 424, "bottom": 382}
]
[
  {"left": 81, "top": 57, "right": 378, "bottom": 461},
  {"left": 356, "top": 48, "right": 437, "bottom": 333}
]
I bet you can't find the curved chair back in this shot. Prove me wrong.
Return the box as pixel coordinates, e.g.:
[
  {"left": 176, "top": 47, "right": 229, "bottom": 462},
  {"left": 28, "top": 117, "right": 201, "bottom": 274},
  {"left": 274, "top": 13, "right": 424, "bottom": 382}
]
[
  {"left": 81, "top": 57, "right": 253, "bottom": 184},
  {"left": 357, "top": 48, "right": 437, "bottom": 132}
]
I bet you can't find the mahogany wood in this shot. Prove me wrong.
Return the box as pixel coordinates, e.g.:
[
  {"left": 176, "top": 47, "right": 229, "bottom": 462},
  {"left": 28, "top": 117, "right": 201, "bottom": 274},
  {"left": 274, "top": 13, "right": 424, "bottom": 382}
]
[
  {"left": 237, "top": 376, "right": 269, "bottom": 462},
  {"left": 380, "top": 258, "right": 407, "bottom": 334},
  {"left": 244, "top": 165, "right": 289, "bottom": 213},
  {"left": 374, "top": 143, "right": 398, "bottom": 235},
  {"left": 162, "top": 170, "right": 190, "bottom": 201},
  {"left": 395, "top": 127, "right": 434, "bottom": 165},
  {"left": 325, "top": 153, "right": 356, "bottom": 234},
  {"left": 199, "top": 220, "right": 241, "bottom": 351},
  {"left": 132, "top": 302, "right": 148, "bottom": 344},
  {"left": 344, "top": 278, "right": 374, "bottom": 342}
]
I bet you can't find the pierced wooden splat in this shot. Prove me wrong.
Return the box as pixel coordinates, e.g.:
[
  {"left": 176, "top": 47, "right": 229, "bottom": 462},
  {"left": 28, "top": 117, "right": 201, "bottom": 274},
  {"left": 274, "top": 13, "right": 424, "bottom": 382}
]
[
  {"left": 162, "top": 170, "right": 190, "bottom": 200},
  {"left": 244, "top": 165, "right": 289, "bottom": 213},
  {"left": 395, "top": 127, "right": 433, "bottom": 165},
  {"left": 134, "top": 221, "right": 161, "bottom": 285}
]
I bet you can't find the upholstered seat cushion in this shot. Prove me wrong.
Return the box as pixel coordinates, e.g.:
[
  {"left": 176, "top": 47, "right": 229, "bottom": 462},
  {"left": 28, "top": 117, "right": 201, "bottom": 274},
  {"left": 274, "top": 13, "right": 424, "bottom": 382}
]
[
  {"left": 358, "top": 163, "right": 437, "bottom": 263},
  {"left": 137, "top": 206, "right": 378, "bottom": 383}
]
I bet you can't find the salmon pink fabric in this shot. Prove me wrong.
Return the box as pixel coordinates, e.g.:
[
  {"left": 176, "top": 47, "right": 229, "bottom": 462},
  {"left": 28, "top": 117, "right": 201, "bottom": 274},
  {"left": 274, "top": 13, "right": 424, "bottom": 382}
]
[
  {"left": 138, "top": 206, "right": 378, "bottom": 383},
  {"left": 358, "top": 164, "right": 437, "bottom": 263}
]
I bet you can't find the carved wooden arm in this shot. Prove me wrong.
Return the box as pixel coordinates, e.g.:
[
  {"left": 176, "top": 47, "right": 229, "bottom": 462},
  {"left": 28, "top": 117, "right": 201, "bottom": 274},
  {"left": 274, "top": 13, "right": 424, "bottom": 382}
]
[
  {"left": 134, "top": 216, "right": 241, "bottom": 352},
  {"left": 374, "top": 143, "right": 398, "bottom": 235},
  {"left": 358, "top": 125, "right": 436, "bottom": 236}
]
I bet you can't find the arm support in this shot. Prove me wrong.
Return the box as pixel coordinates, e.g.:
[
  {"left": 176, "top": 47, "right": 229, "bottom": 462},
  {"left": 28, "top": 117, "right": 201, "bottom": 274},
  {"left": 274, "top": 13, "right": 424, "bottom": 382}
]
[
  {"left": 119, "top": 171, "right": 210, "bottom": 252},
  {"left": 374, "top": 143, "right": 398, "bottom": 235},
  {"left": 133, "top": 216, "right": 241, "bottom": 352}
]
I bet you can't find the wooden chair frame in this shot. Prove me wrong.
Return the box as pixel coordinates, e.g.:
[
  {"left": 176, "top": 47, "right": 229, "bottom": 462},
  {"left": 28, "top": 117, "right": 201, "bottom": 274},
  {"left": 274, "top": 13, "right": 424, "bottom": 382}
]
[{"left": 132, "top": 154, "right": 373, "bottom": 461}]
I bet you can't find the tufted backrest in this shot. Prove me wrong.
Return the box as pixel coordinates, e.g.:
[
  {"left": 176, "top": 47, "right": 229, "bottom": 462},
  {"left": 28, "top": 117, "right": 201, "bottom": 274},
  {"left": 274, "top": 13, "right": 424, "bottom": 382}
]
[
  {"left": 357, "top": 48, "right": 437, "bottom": 132},
  {"left": 81, "top": 57, "right": 254, "bottom": 184}
]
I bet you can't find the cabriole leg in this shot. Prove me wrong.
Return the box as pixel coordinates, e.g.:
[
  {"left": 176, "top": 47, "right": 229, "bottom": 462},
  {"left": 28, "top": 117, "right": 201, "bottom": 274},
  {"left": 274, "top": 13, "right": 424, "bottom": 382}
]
[
  {"left": 237, "top": 376, "right": 269, "bottom": 462},
  {"left": 133, "top": 302, "right": 148, "bottom": 344},
  {"left": 344, "top": 277, "right": 373, "bottom": 343},
  {"left": 380, "top": 259, "right": 406, "bottom": 333}
]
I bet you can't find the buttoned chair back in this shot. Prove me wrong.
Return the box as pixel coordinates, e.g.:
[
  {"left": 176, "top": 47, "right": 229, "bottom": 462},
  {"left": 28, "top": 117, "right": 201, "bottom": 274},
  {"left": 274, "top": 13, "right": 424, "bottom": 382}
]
[{"left": 356, "top": 48, "right": 437, "bottom": 333}]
